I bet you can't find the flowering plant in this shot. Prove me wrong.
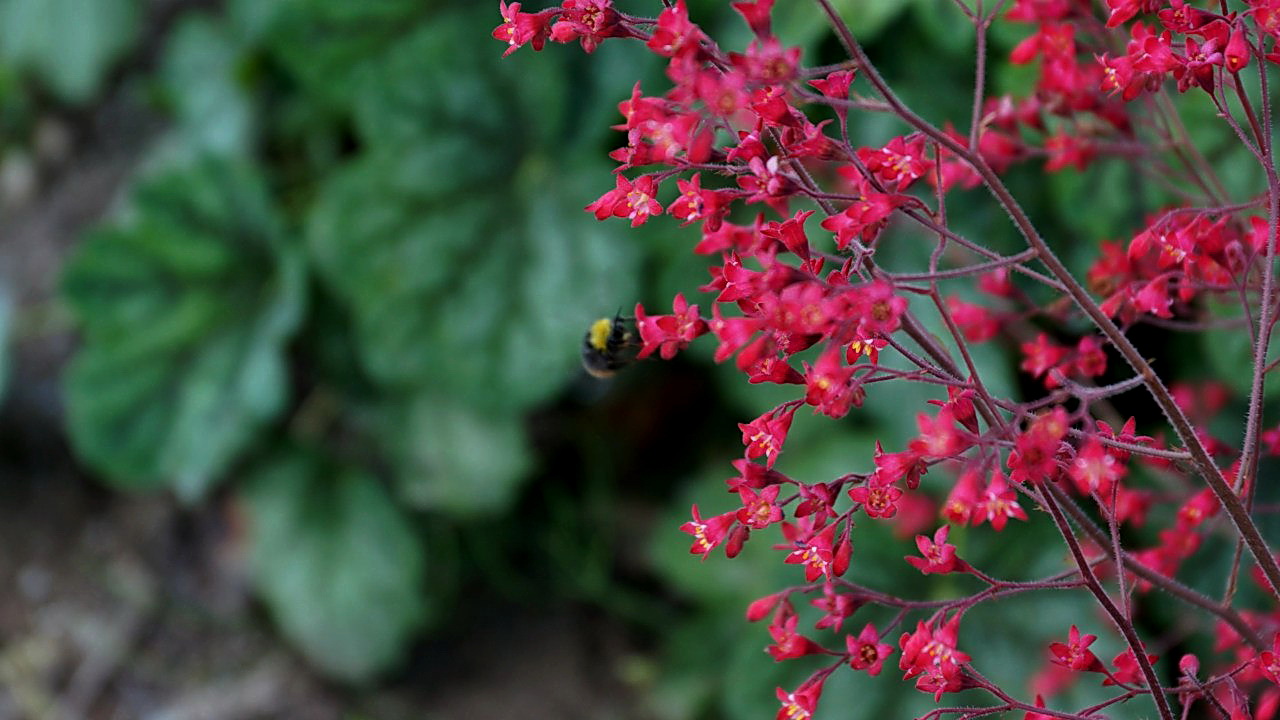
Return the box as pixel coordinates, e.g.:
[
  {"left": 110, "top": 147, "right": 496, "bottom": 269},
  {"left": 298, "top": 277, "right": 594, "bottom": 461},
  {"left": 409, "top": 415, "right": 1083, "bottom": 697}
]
[{"left": 498, "top": 0, "right": 1280, "bottom": 717}]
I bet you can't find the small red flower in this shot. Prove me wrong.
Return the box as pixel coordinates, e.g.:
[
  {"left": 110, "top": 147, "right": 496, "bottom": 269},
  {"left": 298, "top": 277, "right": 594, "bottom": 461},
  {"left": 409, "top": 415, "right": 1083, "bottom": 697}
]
[
  {"left": 1049, "top": 625, "right": 1104, "bottom": 672},
  {"left": 1225, "top": 23, "right": 1251, "bottom": 72},
  {"left": 849, "top": 478, "right": 903, "bottom": 519},
  {"left": 1258, "top": 634, "right": 1280, "bottom": 686},
  {"left": 942, "top": 468, "right": 982, "bottom": 525},
  {"left": 737, "top": 485, "right": 784, "bottom": 529},
  {"left": 910, "top": 408, "right": 968, "bottom": 460},
  {"left": 645, "top": 0, "right": 704, "bottom": 58},
  {"left": 767, "top": 612, "right": 826, "bottom": 661},
  {"left": 873, "top": 442, "right": 928, "bottom": 489},
  {"left": 784, "top": 522, "right": 839, "bottom": 581},
  {"left": 1020, "top": 333, "right": 1067, "bottom": 380},
  {"left": 803, "top": 348, "right": 862, "bottom": 419},
  {"left": 1024, "top": 695, "right": 1054, "bottom": 720},
  {"left": 809, "top": 69, "right": 856, "bottom": 99},
  {"left": 899, "top": 615, "right": 970, "bottom": 700},
  {"left": 549, "top": 0, "right": 624, "bottom": 53},
  {"left": 812, "top": 583, "right": 859, "bottom": 630},
  {"left": 975, "top": 470, "right": 1028, "bottom": 531},
  {"left": 846, "top": 623, "right": 895, "bottom": 675},
  {"left": 906, "top": 525, "right": 962, "bottom": 574},
  {"left": 1069, "top": 438, "right": 1126, "bottom": 497},
  {"left": 680, "top": 504, "right": 737, "bottom": 559},
  {"left": 1007, "top": 407, "right": 1069, "bottom": 484},
  {"left": 775, "top": 676, "right": 824, "bottom": 720},
  {"left": 1104, "top": 647, "right": 1158, "bottom": 686},
  {"left": 856, "top": 135, "right": 931, "bottom": 191},
  {"left": 739, "top": 403, "right": 799, "bottom": 468},
  {"left": 635, "top": 294, "right": 709, "bottom": 360},
  {"left": 947, "top": 296, "right": 1001, "bottom": 343},
  {"left": 492, "top": 1, "right": 552, "bottom": 56}
]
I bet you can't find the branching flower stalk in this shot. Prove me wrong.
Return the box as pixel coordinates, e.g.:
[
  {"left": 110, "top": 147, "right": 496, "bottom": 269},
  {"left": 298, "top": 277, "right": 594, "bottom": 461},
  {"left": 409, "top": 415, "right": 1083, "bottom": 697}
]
[{"left": 496, "top": 0, "right": 1280, "bottom": 717}]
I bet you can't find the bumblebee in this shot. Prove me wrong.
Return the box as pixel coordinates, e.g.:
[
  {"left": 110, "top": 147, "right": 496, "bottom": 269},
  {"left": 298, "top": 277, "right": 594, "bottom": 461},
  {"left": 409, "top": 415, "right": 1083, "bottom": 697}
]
[{"left": 582, "top": 314, "right": 638, "bottom": 378}]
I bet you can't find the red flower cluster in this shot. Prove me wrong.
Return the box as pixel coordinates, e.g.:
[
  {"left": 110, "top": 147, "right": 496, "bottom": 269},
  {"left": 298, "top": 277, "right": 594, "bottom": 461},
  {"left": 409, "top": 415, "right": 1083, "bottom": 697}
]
[{"left": 496, "top": 0, "right": 1280, "bottom": 717}]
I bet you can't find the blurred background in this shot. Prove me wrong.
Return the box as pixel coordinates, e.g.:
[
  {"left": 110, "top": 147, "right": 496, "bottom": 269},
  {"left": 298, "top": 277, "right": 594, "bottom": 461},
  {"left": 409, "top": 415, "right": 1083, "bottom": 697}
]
[{"left": 0, "top": 0, "right": 1258, "bottom": 718}]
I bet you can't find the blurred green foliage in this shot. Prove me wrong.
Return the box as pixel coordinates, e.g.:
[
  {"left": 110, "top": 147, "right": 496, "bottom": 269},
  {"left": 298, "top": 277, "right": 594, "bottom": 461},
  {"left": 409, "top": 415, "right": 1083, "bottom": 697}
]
[
  {"left": 0, "top": 0, "right": 139, "bottom": 103},
  {"left": 0, "top": 0, "right": 1210, "bottom": 714},
  {"left": 244, "top": 450, "right": 429, "bottom": 682},
  {"left": 49, "top": 0, "right": 647, "bottom": 685},
  {"left": 62, "top": 159, "right": 304, "bottom": 498}
]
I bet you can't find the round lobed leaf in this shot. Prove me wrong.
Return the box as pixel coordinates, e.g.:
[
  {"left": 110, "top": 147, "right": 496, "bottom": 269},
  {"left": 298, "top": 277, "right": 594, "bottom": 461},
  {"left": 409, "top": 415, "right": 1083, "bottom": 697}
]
[
  {"left": 62, "top": 158, "right": 304, "bottom": 498},
  {"left": 242, "top": 449, "right": 429, "bottom": 683}
]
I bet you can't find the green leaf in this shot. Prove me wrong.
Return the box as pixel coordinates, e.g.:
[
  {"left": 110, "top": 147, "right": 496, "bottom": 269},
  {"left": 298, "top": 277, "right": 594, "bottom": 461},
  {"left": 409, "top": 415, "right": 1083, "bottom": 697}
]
[
  {"left": 62, "top": 159, "right": 304, "bottom": 498},
  {"left": 243, "top": 450, "right": 428, "bottom": 682},
  {"left": 773, "top": 0, "right": 909, "bottom": 46},
  {"left": 154, "top": 16, "right": 255, "bottom": 163},
  {"left": 307, "top": 143, "right": 639, "bottom": 412},
  {"left": 910, "top": 0, "right": 974, "bottom": 54},
  {"left": 380, "top": 395, "right": 533, "bottom": 516},
  {"left": 1201, "top": 300, "right": 1280, "bottom": 402},
  {"left": 0, "top": 0, "right": 140, "bottom": 103},
  {"left": 260, "top": 0, "right": 430, "bottom": 111}
]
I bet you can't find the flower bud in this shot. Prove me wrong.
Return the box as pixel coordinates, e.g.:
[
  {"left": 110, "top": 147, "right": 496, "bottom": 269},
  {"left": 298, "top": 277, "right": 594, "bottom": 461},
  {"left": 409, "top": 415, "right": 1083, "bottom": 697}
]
[
  {"left": 1179, "top": 653, "right": 1200, "bottom": 677},
  {"left": 746, "top": 592, "right": 781, "bottom": 622}
]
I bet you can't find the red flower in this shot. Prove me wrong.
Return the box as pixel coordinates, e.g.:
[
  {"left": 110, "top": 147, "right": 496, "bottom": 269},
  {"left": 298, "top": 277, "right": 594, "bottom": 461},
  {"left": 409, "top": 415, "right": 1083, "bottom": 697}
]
[
  {"left": 646, "top": 0, "right": 704, "bottom": 58},
  {"left": 586, "top": 173, "right": 663, "bottom": 226},
  {"left": 947, "top": 296, "right": 1001, "bottom": 343},
  {"left": 1044, "top": 129, "right": 1094, "bottom": 172},
  {"left": 909, "top": 408, "right": 969, "bottom": 460},
  {"left": 809, "top": 69, "right": 856, "bottom": 99},
  {"left": 549, "top": 0, "right": 624, "bottom": 54},
  {"left": 737, "top": 155, "right": 794, "bottom": 216},
  {"left": 1007, "top": 407, "right": 1069, "bottom": 484},
  {"left": 928, "top": 386, "right": 980, "bottom": 434},
  {"left": 812, "top": 583, "right": 859, "bottom": 630},
  {"left": 736, "top": 485, "right": 784, "bottom": 529},
  {"left": 975, "top": 470, "right": 1028, "bottom": 531},
  {"left": 849, "top": 477, "right": 903, "bottom": 519},
  {"left": 1068, "top": 438, "right": 1126, "bottom": 497},
  {"left": 847, "top": 623, "right": 895, "bottom": 675},
  {"left": 1049, "top": 625, "right": 1104, "bottom": 672},
  {"left": 492, "top": 1, "right": 552, "bottom": 56},
  {"left": 635, "top": 293, "right": 709, "bottom": 360},
  {"left": 1024, "top": 695, "right": 1055, "bottom": 720},
  {"left": 1020, "top": 333, "right": 1067, "bottom": 380},
  {"left": 709, "top": 303, "right": 761, "bottom": 363},
  {"left": 942, "top": 467, "right": 982, "bottom": 525},
  {"left": 873, "top": 442, "right": 928, "bottom": 489},
  {"left": 733, "top": 0, "right": 776, "bottom": 37},
  {"left": 819, "top": 183, "right": 904, "bottom": 249},
  {"left": 775, "top": 676, "right": 824, "bottom": 720},
  {"left": 906, "top": 525, "right": 962, "bottom": 574},
  {"left": 784, "top": 522, "right": 840, "bottom": 581},
  {"left": 803, "top": 347, "right": 862, "bottom": 419},
  {"left": 1104, "top": 647, "right": 1158, "bottom": 686},
  {"left": 680, "top": 504, "right": 737, "bottom": 559},
  {"left": 767, "top": 612, "right": 826, "bottom": 661},
  {"left": 1225, "top": 23, "right": 1251, "bottom": 72},
  {"left": 1258, "top": 634, "right": 1280, "bottom": 686},
  {"left": 856, "top": 135, "right": 931, "bottom": 191},
  {"left": 739, "top": 403, "right": 798, "bottom": 468},
  {"left": 899, "top": 615, "right": 970, "bottom": 700}
]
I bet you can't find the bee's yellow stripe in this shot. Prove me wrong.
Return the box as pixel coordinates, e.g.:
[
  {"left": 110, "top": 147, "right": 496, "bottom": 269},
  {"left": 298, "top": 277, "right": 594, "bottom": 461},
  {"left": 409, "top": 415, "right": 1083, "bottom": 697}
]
[{"left": 588, "top": 317, "right": 613, "bottom": 351}]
